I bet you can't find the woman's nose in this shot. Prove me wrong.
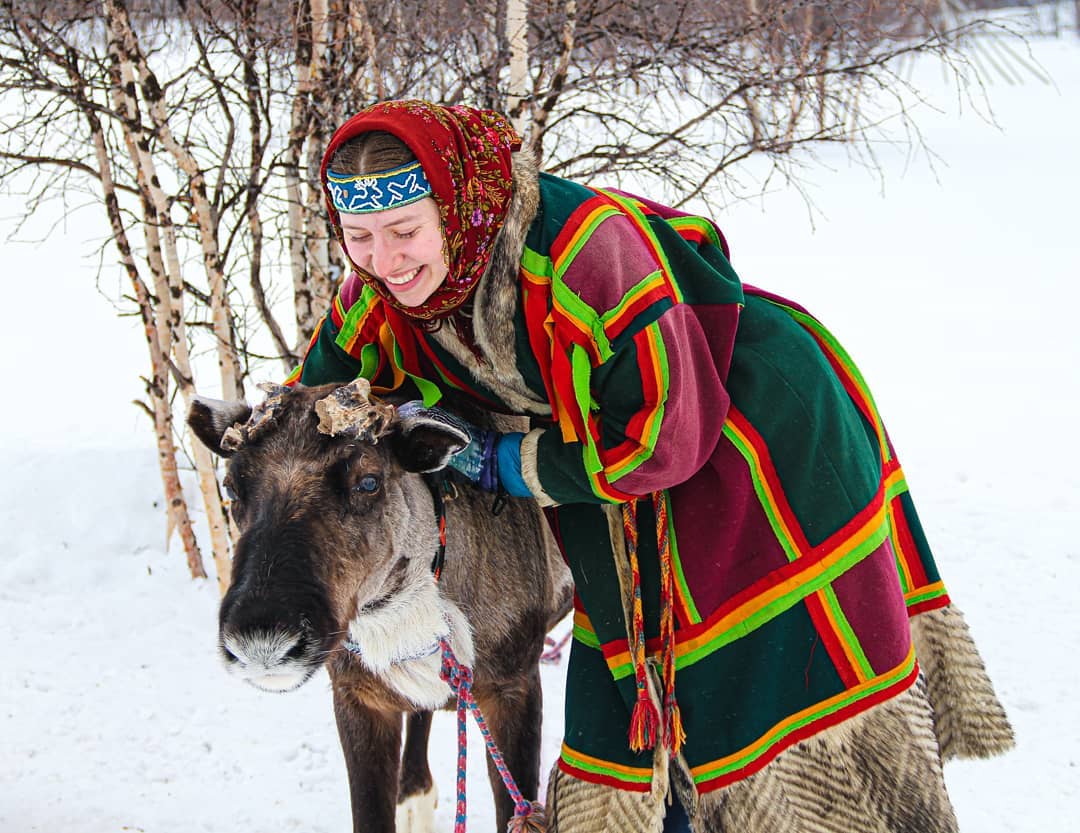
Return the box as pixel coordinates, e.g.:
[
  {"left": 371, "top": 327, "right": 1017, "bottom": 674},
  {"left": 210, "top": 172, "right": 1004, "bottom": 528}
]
[{"left": 369, "top": 236, "right": 401, "bottom": 277}]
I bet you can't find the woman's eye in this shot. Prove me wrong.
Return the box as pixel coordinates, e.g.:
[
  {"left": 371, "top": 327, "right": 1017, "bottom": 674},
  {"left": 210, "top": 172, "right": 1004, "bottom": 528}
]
[
  {"left": 353, "top": 474, "right": 380, "bottom": 494},
  {"left": 394, "top": 229, "right": 418, "bottom": 239}
]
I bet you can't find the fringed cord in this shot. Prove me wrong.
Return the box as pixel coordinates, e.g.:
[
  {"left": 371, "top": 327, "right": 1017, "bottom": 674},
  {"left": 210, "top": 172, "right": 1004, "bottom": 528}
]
[
  {"left": 654, "top": 491, "right": 685, "bottom": 754},
  {"left": 623, "top": 499, "right": 660, "bottom": 752},
  {"left": 438, "top": 637, "right": 546, "bottom": 833},
  {"left": 622, "top": 493, "right": 684, "bottom": 755}
]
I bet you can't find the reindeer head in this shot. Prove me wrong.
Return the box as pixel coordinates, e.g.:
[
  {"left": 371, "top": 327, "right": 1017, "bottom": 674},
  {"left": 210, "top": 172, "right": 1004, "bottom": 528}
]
[{"left": 187, "top": 381, "right": 468, "bottom": 693}]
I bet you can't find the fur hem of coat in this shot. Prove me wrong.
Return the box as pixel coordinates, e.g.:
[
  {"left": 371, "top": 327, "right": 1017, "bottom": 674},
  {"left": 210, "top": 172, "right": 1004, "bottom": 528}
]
[{"left": 544, "top": 603, "right": 1013, "bottom": 833}]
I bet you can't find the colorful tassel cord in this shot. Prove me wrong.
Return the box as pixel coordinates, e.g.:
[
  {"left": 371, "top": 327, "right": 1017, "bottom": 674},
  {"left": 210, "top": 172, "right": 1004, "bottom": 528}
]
[
  {"left": 622, "top": 492, "right": 685, "bottom": 755},
  {"left": 438, "top": 637, "right": 547, "bottom": 833},
  {"left": 654, "top": 491, "right": 685, "bottom": 754},
  {"left": 623, "top": 498, "right": 660, "bottom": 752}
]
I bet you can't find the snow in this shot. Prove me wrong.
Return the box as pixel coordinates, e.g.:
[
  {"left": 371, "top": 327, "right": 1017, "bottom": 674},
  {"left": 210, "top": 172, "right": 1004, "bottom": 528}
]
[{"left": 2, "top": 20, "right": 1078, "bottom": 833}]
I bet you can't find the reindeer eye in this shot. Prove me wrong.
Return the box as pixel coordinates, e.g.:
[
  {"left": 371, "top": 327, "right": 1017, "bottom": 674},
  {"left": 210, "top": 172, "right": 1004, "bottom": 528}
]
[{"left": 353, "top": 474, "right": 380, "bottom": 494}]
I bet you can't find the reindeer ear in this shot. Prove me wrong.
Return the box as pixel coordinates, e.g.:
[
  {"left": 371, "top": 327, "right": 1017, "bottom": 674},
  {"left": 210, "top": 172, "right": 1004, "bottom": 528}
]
[
  {"left": 187, "top": 396, "right": 252, "bottom": 457},
  {"left": 392, "top": 410, "right": 469, "bottom": 474}
]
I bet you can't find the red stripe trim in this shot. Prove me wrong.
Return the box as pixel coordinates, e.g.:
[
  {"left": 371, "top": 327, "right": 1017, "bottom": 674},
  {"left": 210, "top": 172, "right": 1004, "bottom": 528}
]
[
  {"left": 521, "top": 271, "right": 559, "bottom": 412},
  {"left": 556, "top": 759, "right": 652, "bottom": 792},
  {"left": 413, "top": 335, "right": 504, "bottom": 411},
  {"left": 600, "top": 327, "right": 663, "bottom": 469},
  {"left": 726, "top": 409, "right": 812, "bottom": 552},
  {"left": 603, "top": 281, "right": 670, "bottom": 344},
  {"left": 597, "top": 476, "right": 893, "bottom": 657},
  {"left": 591, "top": 188, "right": 681, "bottom": 302},
  {"left": 889, "top": 495, "right": 932, "bottom": 589},
  {"left": 907, "top": 594, "right": 951, "bottom": 617},
  {"left": 803, "top": 592, "right": 863, "bottom": 689}
]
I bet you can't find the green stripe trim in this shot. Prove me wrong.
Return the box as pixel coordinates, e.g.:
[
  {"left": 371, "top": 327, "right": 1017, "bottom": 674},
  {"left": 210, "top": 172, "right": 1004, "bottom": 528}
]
[
  {"left": 388, "top": 337, "right": 443, "bottom": 406},
  {"left": 560, "top": 748, "right": 653, "bottom": 785},
  {"left": 572, "top": 626, "right": 602, "bottom": 650},
  {"left": 358, "top": 343, "right": 381, "bottom": 381},
  {"left": 609, "top": 512, "right": 890, "bottom": 681},
  {"left": 821, "top": 585, "right": 876, "bottom": 680},
  {"left": 521, "top": 245, "right": 552, "bottom": 278},
  {"left": 691, "top": 649, "right": 917, "bottom": 783},
  {"left": 599, "top": 270, "right": 665, "bottom": 329},
  {"left": 721, "top": 422, "right": 802, "bottom": 563},
  {"left": 667, "top": 491, "right": 702, "bottom": 625},
  {"left": 885, "top": 473, "right": 909, "bottom": 501},
  {"left": 554, "top": 204, "right": 622, "bottom": 281},
  {"left": 571, "top": 344, "right": 605, "bottom": 478},
  {"left": 552, "top": 280, "right": 611, "bottom": 360},
  {"left": 335, "top": 284, "right": 379, "bottom": 348},
  {"left": 667, "top": 215, "right": 723, "bottom": 249},
  {"left": 905, "top": 586, "right": 950, "bottom": 608},
  {"left": 778, "top": 303, "right": 891, "bottom": 463},
  {"left": 598, "top": 189, "right": 684, "bottom": 304}
]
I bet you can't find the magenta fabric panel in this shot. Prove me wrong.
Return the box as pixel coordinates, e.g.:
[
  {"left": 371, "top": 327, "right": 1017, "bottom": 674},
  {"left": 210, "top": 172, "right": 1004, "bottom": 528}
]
[
  {"left": 665, "top": 441, "right": 792, "bottom": 620},
  {"left": 830, "top": 539, "right": 912, "bottom": 675},
  {"left": 612, "top": 305, "right": 730, "bottom": 496},
  {"left": 554, "top": 209, "right": 667, "bottom": 312}
]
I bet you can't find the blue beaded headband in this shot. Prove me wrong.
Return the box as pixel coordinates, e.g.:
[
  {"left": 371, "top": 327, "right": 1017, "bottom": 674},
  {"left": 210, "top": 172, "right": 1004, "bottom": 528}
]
[{"left": 326, "top": 161, "right": 433, "bottom": 214}]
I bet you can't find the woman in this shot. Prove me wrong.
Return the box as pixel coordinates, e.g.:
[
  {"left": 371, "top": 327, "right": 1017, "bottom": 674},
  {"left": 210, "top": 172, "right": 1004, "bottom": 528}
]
[{"left": 289, "top": 100, "right": 1012, "bottom": 832}]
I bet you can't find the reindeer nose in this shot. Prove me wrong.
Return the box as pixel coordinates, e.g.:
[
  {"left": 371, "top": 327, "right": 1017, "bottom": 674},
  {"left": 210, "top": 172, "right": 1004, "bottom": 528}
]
[{"left": 220, "top": 628, "right": 306, "bottom": 670}]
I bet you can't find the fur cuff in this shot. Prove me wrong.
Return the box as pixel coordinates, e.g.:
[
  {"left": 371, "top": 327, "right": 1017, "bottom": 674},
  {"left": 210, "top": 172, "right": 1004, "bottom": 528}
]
[
  {"left": 910, "top": 603, "right": 1015, "bottom": 760},
  {"left": 521, "top": 428, "right": 559, "bottom": 507}
]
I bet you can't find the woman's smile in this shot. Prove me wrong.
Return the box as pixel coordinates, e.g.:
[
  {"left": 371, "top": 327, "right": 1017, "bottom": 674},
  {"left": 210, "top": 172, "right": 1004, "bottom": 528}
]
[{"left": 382, "top": 265, "right": 424, "bottom": 287}]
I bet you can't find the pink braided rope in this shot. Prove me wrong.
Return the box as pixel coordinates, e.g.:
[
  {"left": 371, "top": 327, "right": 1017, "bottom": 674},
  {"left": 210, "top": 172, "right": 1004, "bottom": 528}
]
[{"left": 438, "top": 637, "right": 544, "bottom": 833}]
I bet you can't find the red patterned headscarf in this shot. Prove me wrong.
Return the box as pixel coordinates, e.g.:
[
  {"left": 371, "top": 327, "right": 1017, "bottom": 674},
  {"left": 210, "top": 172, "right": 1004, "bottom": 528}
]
[{"left": 321, "top": 100, "right": 521, "bottom": 320}]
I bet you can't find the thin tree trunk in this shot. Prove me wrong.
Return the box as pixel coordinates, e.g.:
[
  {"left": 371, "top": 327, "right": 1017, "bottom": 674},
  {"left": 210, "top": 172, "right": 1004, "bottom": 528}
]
[
  {"left": 529, "top": 0, "right": 575, "bottom": 161},
  {"left": 84, "top": 85, "right": 206, "bottom": 580},
  {"left": 287, "top": 0, "right": 319, "bottom": 346},
  {"left": 505, "top": 0, "right": 529, "bottom": 135},
  {"left": 104, "top": 0, "right": 243, "bottom": 402},
  {"left": 105, "top": 0, "right": 233, "bottom": 590},
  {"left": 350, "top": 0, "right": 385, "bottom": 100}
]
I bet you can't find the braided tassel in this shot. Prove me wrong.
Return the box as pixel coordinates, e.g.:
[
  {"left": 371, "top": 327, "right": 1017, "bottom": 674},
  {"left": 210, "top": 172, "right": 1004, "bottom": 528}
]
[
  {"left": 506, "top": 800, "right": 547, "bottom": 832},
  {"left": 654, "top": 491, "right": 685, "bottom": 754},
  {"left": 623, "top": 499, "right": 660, "bottom": 752}
]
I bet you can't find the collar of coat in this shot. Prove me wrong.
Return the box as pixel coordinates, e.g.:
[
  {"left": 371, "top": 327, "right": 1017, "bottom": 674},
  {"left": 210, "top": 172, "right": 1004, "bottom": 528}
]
[{"left": 453, "top": 151, "right": 541, "bottom": 392}]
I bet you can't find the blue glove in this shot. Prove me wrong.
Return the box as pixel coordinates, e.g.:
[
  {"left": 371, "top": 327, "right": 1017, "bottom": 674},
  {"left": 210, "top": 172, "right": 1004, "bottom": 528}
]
[{"left": 397, "top": 402, "right": 530, "bottom": 496}]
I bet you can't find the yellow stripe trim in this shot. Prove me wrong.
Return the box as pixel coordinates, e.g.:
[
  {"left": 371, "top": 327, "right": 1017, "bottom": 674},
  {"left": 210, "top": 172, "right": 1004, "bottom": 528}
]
[{"left": 560, "top": 743, "right": 653, "bottom": 779}]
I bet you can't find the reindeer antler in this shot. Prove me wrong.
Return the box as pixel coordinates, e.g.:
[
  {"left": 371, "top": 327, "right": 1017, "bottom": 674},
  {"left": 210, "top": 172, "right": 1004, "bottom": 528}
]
[
  {"left": 219, "top": 382, "right": 293, "bottom": 452},
  {"left": 315, "top": 378, "right": 396, "bottom": 441}
]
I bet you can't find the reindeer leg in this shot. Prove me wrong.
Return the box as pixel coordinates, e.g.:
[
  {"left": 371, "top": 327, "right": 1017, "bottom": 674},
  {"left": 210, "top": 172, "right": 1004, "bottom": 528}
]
[
  {"left": 332, "top": 684, "right": 403, "bottom": 833},
  {"left": 397, "top": 711, "right": 437, "bottom": 833},
  {"left": 476, "top": 666, "right": 544, "bottom": 831}
]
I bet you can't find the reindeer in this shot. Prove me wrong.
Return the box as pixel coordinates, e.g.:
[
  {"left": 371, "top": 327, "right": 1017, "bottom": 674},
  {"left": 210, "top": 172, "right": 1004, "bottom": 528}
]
[{"left": 188, "top": 380, "right": 573, "bottom": 833}]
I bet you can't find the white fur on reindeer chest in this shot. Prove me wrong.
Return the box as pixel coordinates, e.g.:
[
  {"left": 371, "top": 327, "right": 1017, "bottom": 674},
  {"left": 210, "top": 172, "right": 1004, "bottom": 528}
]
[{"left": 344, "top": 550, "right": 475, "bottom": 710}]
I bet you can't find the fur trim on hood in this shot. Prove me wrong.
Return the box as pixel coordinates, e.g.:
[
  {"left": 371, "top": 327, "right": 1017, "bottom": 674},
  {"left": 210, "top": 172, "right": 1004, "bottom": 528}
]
[{"left": 429, "top": 150, "right": 549, "bottom": 416}]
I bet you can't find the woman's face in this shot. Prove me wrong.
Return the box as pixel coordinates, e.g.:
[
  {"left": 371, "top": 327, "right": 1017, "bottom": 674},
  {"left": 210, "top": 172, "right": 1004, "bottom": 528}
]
[{"left": 338, "top": 197, "right": 449, "bottom": 308}]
